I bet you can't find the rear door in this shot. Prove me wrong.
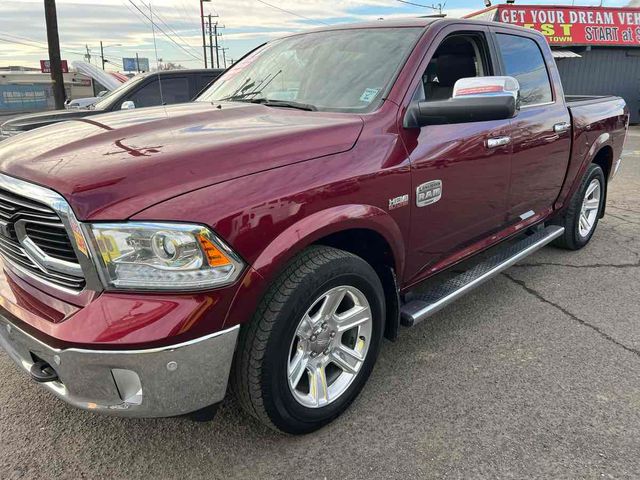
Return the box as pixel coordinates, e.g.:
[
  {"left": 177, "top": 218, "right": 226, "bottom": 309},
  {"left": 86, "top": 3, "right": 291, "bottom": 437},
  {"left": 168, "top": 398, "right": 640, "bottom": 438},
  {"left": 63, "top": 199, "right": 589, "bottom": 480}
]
[
  {"left": 491, "top": 27, "right": 572, "bottom": 221},
  {"left": 400, "top": 24, "right": 513, "bottom": 284}
]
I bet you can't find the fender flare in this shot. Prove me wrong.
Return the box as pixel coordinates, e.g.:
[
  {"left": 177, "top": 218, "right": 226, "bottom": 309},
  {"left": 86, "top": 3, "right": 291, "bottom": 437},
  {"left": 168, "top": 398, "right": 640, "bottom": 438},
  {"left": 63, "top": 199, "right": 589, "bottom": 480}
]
[
  {"left": 221, "top": 204, "right": 406, "bottom": 331},
  {"left": 557, "top": 132, "right": 613, "bottom": 215},
  {"left": 584, "top": 133, "right": 613, "bottom": 217},
  {"left": 252, "top": 204, "right": 406, "bottom": 281}
]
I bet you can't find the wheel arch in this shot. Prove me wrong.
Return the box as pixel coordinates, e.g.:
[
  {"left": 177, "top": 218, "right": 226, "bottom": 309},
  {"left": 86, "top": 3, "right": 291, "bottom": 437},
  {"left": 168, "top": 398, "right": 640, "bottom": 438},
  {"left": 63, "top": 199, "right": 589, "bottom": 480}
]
[
  {"left": 224, "top": 205, "right": 406, "bottom": 340},
  {"left": 590, "top": 143, "right": 614, "bottom": 218}
]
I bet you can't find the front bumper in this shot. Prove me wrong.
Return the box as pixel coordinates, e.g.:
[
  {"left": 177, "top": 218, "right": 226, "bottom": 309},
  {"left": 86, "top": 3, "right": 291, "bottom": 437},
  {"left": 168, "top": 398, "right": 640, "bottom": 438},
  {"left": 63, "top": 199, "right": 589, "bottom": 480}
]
[{"left": 0, "top": 313, "right": 239, "bottom": 417}]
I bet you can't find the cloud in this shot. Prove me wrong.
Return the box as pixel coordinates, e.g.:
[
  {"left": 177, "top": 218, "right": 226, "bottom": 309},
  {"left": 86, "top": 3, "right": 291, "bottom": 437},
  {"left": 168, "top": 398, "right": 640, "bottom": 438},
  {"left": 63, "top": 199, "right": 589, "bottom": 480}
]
[{"left": 0, "top": 0, "right": 510, "bottom": 69}]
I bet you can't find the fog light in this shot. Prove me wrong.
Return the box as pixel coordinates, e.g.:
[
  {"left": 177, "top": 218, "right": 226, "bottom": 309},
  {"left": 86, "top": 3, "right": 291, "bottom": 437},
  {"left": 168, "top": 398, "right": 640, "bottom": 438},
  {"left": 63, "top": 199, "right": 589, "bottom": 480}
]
[{"left": 112, "top": 369, "right": 143, "bottom": 405}]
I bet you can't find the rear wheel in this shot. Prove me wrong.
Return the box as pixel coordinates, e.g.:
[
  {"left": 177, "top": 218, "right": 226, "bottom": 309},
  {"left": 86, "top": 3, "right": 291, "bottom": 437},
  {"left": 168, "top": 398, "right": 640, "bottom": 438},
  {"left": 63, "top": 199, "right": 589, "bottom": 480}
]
[
  {"left": 231, "top": 246, "right": 384, "bottom": 434},
  {"left": 553, "top": 163, "right": 605, "bottom": 250}
]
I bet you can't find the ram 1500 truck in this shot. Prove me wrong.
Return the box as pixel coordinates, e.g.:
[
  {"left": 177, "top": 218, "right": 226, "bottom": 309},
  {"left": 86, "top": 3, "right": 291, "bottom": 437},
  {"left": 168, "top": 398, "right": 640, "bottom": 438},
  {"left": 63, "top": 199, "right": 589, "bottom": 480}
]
[{"left": 0, "top": 19, "right": 629, "bottom": 434}]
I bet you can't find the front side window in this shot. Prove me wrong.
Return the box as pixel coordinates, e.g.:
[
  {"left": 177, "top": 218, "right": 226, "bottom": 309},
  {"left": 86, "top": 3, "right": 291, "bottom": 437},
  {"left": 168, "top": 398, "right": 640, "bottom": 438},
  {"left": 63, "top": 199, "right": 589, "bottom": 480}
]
[
  {"left": 496, "top": 34, "right": 553, "bottom": 106},
  {"left": 92, "top": 74, "right": 147, "bottom": 110},
  {"left": 198, "top": 28, "right": 423, "bottom": 113},
  {"left": 128, "top": 79, "right": 161, "bottom": 108},
  {"left": 418, "top": 33, "right": 491, "bottom": 102}
]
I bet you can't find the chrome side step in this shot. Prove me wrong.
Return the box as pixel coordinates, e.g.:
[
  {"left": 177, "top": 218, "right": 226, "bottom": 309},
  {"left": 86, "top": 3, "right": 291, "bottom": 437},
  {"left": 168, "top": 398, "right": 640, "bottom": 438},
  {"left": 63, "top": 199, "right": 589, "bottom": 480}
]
[{"left": 400, "top": 225, "right": 564, "bottom": 327}]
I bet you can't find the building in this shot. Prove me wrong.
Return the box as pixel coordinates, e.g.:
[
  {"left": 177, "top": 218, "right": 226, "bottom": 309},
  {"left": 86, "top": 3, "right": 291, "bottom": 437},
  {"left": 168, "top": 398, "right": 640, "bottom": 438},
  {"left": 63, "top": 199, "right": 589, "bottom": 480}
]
[
  {"left": 467, "top": 4, "right": 640, "bottom": 122},
  {"left": 0, "top": 70, "right": 96, "bottom": 113}
]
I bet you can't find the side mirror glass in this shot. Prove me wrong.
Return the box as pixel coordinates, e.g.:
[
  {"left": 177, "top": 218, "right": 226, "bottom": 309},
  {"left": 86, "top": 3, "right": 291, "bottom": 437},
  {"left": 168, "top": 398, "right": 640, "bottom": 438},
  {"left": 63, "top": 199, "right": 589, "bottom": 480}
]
[
  {"left": 121, "top": 100, "right": 136, "bottom": 110},
  {"left": 406, "top": 76, "right": 521, "bottom": 127}
]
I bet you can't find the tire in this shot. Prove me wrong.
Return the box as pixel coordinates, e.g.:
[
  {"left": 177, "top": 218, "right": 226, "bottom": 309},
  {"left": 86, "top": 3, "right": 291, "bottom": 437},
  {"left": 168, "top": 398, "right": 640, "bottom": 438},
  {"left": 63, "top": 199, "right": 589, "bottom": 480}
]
[
  {"left": 231, "top": 246, "right": 385, "bottom": 434},
  {"left": 553, "top": 163, "right": 606, "bottom": 250}
]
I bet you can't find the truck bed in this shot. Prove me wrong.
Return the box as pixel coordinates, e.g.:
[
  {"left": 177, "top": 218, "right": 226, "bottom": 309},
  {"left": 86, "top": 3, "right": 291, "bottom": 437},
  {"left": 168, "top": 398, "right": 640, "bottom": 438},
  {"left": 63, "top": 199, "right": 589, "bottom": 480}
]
[{"left": 565, "top": 94, "right": 620, "bottom": 108}]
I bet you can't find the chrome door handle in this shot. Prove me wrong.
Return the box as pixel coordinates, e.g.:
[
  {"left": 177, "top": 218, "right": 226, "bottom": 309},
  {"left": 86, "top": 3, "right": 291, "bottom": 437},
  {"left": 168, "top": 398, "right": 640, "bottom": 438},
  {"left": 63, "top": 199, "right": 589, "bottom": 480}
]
[
  {"left": 554, "top": 122, "right": 571, "bottom": 134},
  {"left": 486, "top": 136, "right": 511, "bottom": 149}
]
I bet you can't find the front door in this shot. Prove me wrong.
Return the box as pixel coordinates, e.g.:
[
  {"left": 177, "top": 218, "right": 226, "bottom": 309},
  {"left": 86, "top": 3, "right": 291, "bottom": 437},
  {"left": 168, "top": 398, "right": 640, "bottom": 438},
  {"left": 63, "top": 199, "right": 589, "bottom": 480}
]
[{"left": 400, "top": 26, "right": 513, "bottom": 285}]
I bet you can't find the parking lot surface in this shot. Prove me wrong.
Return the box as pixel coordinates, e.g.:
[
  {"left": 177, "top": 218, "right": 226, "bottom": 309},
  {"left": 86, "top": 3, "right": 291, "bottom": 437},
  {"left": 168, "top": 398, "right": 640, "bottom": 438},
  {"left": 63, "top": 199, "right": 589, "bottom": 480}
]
[{"left": 1, "top": 128, "right": 639, "bottom": 480}]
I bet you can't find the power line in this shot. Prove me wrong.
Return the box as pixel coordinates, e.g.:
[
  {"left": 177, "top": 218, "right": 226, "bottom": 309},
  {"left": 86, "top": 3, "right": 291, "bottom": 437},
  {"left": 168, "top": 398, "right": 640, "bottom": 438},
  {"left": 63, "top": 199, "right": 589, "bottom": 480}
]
[
  {"left": 0, "top": 34, "right": 121, "bottom": 61},
  {"left": 395, "top": 0, "right": 443, "bottom": 10},
  {"left": 147, "top": 3, "right": 202, "bottom": 58},
  {"left": 127, "top": 0, "right": 203, "bottom": 62},
  {"left": 255, "top": 0, "right": 330, "bottom": 26}
]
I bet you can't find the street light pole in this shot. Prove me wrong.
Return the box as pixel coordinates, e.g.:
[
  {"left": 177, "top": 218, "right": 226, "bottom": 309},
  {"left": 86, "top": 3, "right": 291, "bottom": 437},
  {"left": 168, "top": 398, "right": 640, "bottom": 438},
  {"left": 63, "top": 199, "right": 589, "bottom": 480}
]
[{"left": 100, "top": 43, "right": 122, "bottom": 70}]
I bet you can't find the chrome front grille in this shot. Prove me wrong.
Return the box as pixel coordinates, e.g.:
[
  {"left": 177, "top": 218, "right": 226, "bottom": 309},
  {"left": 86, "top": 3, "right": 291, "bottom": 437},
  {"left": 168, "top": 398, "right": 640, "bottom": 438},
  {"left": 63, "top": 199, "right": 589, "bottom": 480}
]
[{"left": 0, "top": 187, "right": 85, "bottom": 291}]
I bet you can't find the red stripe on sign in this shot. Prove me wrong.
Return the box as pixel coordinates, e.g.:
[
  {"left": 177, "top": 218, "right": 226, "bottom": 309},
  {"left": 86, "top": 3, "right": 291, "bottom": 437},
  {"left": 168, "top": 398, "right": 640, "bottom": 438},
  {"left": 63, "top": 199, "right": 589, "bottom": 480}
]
[{"left": 456, "top": 85, "right": 504, "bottom": 96}]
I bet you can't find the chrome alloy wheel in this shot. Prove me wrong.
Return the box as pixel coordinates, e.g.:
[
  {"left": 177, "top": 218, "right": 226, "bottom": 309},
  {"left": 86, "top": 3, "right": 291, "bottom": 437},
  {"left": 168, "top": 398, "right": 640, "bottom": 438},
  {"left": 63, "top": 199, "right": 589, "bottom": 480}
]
[
  {"left": 287, "top": 285, "right": 373, "bottom": 409},
  {"left": 578, "top": 178, "right": 602, "bottom": 238}
]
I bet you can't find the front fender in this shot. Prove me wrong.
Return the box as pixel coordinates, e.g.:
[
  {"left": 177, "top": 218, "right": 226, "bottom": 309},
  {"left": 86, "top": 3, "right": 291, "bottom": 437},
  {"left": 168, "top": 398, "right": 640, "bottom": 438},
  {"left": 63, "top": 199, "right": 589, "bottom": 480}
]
[
  {"left": 252, "top": 204, "right": 405, "bottom": 279},
  {"left": 221, "top": 204, "right": 406, "bottom": 330}
]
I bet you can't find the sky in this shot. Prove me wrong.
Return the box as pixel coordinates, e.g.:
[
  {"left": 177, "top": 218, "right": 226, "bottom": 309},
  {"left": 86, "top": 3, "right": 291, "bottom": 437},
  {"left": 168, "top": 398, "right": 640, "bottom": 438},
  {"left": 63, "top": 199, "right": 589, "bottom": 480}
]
[{"left": 0, "top": 0, "right": 633, "bottom": 71}]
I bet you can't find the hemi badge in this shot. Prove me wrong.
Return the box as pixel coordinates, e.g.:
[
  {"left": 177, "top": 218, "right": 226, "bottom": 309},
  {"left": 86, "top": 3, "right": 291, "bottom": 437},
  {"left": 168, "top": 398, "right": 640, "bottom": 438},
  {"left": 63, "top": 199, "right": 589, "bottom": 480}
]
[{"left": 388, "top": 194, "right": 409, "bottom": 210}]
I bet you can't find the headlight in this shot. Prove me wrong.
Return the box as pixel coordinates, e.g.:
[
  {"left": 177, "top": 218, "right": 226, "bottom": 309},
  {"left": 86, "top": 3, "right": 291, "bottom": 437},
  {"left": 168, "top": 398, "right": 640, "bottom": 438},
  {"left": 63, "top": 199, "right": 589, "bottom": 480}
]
[{"left": 86, "top": 222, "right": 244, "bottom": 291}]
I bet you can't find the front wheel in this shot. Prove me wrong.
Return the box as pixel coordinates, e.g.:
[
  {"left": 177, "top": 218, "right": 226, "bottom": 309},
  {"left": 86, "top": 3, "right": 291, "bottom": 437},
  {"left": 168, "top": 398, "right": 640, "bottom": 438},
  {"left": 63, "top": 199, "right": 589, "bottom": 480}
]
[
  {"left": 553, "top": 163, "right": 606, "bottom": 250},
  {"left": 231, "top": 246, "right": 385, "bottom": 434}
]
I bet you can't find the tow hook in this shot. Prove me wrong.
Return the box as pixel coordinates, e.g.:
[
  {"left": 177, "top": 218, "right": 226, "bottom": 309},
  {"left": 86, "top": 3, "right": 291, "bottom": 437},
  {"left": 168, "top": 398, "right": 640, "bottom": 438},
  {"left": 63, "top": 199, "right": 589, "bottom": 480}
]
[{"left": 30, "top": 360, "right": 59, "bottom": 383}]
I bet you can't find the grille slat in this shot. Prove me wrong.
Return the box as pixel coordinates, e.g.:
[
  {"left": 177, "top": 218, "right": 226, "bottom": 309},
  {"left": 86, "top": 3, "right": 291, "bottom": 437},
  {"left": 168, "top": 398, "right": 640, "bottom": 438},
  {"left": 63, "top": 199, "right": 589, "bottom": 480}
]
[{"left": 0, "top": 187, "right": 85, "bottom": 291}]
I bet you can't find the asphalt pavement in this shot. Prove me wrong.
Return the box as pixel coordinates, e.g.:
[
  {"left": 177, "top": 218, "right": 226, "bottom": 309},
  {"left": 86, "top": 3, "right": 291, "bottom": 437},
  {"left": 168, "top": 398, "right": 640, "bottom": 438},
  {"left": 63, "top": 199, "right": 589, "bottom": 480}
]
[{"left": 1, "top": 128, "right": 639, "bottom": 480}]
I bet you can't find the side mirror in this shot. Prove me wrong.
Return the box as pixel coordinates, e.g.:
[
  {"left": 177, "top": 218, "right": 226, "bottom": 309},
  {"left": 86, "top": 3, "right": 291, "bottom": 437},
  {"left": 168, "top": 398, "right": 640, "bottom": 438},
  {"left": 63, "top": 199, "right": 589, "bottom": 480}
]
[
  {"left": 121, "top": 100, "right": 136, "bottom": 110},
  {"left": 406, "top": 76, "right": 520, "bottom": 127}
]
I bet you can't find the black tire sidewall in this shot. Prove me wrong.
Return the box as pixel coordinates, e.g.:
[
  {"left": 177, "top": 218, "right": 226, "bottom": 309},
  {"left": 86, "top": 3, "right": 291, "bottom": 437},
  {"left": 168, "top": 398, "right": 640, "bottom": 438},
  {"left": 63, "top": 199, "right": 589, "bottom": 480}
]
[
  {"left": 261, "top": 256, "right": 384, "bottom": 434},
  {"left": 568, "top": 164, "right": 605, "bottom": 249}
]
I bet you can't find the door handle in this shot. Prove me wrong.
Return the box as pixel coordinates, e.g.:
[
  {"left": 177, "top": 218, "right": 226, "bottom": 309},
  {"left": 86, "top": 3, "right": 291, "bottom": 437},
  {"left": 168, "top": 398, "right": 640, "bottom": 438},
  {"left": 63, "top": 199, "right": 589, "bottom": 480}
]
[
  {"left": 554, "top": 122, "right": 571, "bottom": 134},
  {"left": 486, "top": 136, "right": 511, "bottom": 149}
]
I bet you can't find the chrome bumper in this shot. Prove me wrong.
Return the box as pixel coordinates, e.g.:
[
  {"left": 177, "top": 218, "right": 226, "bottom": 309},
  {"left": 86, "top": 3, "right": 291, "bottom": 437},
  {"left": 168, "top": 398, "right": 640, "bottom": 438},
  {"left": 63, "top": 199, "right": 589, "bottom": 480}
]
[{"left": 0, "top": 314, "right": 239, "bottom": 417}]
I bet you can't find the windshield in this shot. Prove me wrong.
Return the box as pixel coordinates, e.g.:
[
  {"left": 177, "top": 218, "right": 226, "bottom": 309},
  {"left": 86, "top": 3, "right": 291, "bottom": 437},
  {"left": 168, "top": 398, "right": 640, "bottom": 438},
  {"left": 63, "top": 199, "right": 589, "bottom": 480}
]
[
  {"left": 198, "top": 27, "right": 422, "bottom": 113},
  {"left": 92, "top": 74, "right": 148, "bottom": 110}
]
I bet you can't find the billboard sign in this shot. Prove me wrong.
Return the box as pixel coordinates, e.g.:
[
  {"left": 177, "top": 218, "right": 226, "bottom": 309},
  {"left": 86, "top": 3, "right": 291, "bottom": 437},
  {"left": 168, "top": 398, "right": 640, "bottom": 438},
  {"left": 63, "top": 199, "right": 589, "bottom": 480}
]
[
  {"left": 469, "top": 5, "right": 640, "bottom": 46},
  {"left": 40, "top": 59, "right": 69, "bottom": 73},
  {"left": 0, "top": 85, "right": 50, "bottom": 111},
  {"left": 123, "top": 57, "right": 150, "bottom": 72}
]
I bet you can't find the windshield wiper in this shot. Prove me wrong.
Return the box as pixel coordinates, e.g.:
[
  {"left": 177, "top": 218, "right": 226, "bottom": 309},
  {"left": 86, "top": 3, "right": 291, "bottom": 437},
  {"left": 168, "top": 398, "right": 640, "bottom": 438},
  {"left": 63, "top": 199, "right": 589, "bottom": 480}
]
[
  {"left": 248, "top": 98, "right": 317, "bottom": 111},
  {"left": 219, "top": 90, "right": 263, "bottom": 102}
]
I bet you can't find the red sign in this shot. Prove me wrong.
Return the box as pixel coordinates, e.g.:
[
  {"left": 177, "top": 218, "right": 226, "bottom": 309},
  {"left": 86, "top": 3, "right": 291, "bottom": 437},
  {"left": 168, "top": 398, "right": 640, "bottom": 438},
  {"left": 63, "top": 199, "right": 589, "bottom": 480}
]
[
  {"left": 470, "top": 5, "right": 640, "bottom": 46},
  {"left": 40, "top": 60, "right": 69, "bottom": 73}
]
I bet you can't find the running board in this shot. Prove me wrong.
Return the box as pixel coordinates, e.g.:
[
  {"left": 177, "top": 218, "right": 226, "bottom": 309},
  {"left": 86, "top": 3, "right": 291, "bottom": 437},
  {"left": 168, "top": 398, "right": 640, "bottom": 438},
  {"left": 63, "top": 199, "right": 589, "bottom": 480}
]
[{"left": 400, "top": 225, "right": 565, "bottom": 327}]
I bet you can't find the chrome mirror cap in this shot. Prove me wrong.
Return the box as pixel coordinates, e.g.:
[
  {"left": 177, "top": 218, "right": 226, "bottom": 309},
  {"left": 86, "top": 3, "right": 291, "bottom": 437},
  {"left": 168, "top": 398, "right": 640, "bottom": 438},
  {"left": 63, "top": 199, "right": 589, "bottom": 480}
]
[{"left": 453, "top": 76, "right": 521, "bottom": 109}]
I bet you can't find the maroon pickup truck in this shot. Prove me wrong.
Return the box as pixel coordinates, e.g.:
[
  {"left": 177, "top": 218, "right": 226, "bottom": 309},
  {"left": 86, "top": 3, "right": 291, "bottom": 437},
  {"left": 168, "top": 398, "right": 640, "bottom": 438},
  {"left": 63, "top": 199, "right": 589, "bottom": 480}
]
[{"left": 0, "top": 19, "right": 629, "bottom": 434}]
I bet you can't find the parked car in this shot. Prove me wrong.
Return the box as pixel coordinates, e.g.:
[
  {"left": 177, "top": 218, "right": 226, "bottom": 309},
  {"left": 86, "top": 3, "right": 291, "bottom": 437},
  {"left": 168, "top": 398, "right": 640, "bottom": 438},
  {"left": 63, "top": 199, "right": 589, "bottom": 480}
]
[
  {"left": 64, "top": 90, "right": 109, "bottom": 110},
  {"left": 0, "top": 19, "right": 629, "bottom": 434},
  {"left": 0, "top": 69, "right": 224, "bottom": 139}
]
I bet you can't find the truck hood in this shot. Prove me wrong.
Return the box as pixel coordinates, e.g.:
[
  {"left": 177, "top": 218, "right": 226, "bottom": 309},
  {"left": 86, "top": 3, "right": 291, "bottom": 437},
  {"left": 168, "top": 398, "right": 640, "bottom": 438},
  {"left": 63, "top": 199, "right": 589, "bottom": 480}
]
[
  {"left": 1, "top": 109, "right": 103, "bottom": 133},
  {"left": 0, "top": 102, "right": 364, "bottom": 220}
]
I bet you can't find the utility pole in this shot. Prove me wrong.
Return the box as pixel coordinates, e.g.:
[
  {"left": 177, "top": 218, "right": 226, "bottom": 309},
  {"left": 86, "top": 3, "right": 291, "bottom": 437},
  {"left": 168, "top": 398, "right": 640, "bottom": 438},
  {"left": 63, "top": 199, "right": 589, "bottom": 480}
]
[
  {"left": 200, "top": 0, "right": 208, "bottom": 68},
  {"left": 214, "top": 23, "right": 220, "bottom": 69},
  {"left": 44, "top": 0, "right": 65, "bottom": 109},
  {"left": 100, "top": 41, "right": 105, "bottom": 69},
  {"left": 208, "top": 15, "right": 214, "bottom": 69},
  {"left": 136, "top": 52, "right": 140, "bottom": 73},
  {"left": 221, "top": 47, "right": 228, "bottom": 69}
]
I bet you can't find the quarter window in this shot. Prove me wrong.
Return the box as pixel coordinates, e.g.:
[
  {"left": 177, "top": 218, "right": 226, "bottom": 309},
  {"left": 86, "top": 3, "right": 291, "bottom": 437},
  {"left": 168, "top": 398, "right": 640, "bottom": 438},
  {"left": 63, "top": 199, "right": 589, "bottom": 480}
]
[{"left": 496, "top": 34, "right": 553, "bottom": 106}]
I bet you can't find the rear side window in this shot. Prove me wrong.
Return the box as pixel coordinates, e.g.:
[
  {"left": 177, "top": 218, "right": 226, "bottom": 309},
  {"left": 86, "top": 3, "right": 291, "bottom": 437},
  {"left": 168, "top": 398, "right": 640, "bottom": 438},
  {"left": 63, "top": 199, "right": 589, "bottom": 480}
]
[
  {"left": 496, "top": 34, "right": 552, "bottom": 107},
  {"left": 129, "top": 77, "right": 190, "bottom": 108},
  {"left": 157, "top": 77, "right": 190, "bottom": 104}
]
